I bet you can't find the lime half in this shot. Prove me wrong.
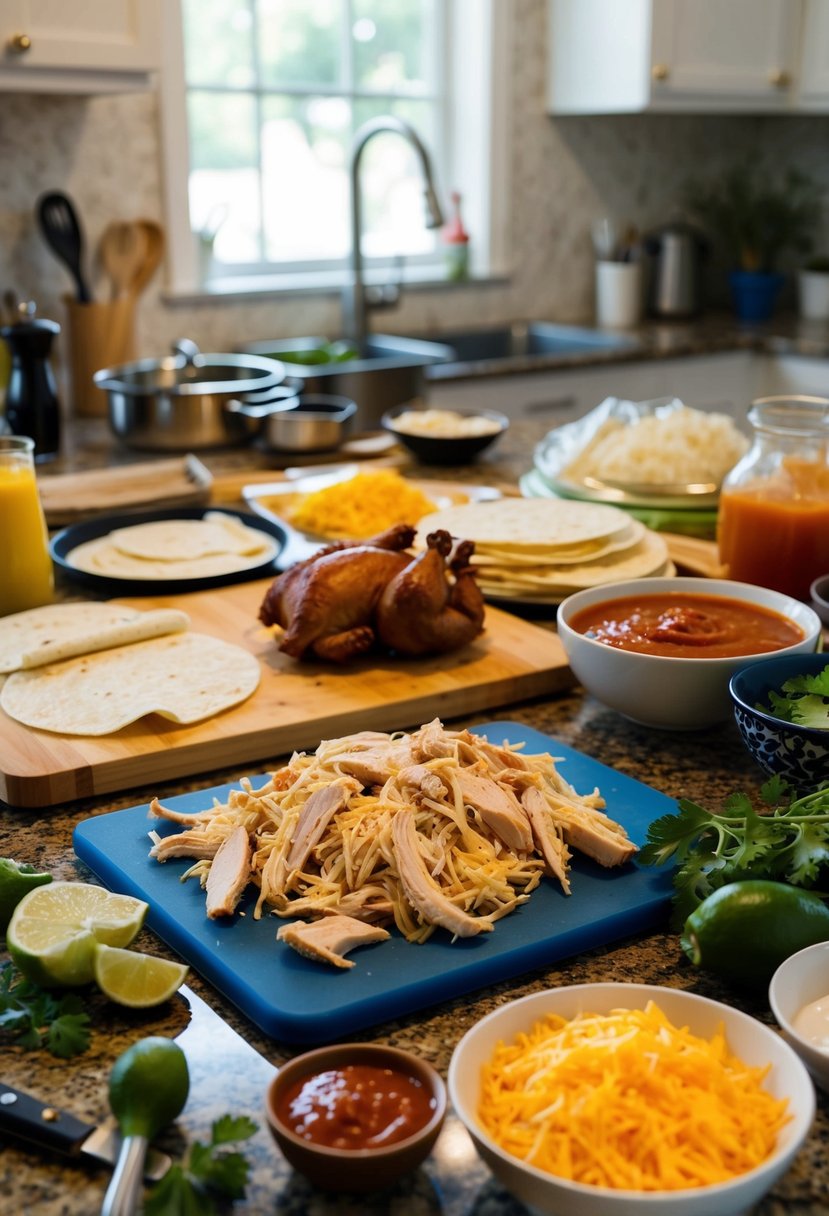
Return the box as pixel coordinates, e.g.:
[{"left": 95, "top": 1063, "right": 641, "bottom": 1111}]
[
  {"left": 109, "top": 1037, "right": 190, "bottom": 1140},
  {"left": 6, "top": 881, "right": 148, "bottom": 987},
  {"left": 0, "top": 858, "right": 52, "bottom": 934},
  {"left": 94, "top": 945, "right": 189, "bottom": 1008}
]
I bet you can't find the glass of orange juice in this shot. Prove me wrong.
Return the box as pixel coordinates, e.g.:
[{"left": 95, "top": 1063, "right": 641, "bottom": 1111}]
[{"left": 0, "top": 435, "right": 54, "bottom": 616}]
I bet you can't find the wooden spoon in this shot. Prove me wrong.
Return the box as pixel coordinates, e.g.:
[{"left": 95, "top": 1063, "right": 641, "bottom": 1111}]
[
  {"left": 99, "top": 221, "right": 151, "bottom": 300},
  {"left": 130, "top": 219, "right": 164, "bottom": 297}
]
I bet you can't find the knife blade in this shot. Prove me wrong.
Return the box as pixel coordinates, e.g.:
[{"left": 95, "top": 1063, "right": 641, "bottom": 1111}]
[{"left": 0, "top": 1083, "right": 171, "bottom": 1179}]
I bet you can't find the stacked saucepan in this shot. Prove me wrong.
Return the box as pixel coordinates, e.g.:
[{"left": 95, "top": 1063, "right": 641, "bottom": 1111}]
[{"left": 94, "top": 338, "right": 357, "bottom": 453}]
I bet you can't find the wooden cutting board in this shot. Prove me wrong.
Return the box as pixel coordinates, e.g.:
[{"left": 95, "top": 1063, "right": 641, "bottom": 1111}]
[
  {"left": 39, "top": 456, "right": 213, "bottom": 525},
  {"left": 0, "top": 581, "right": 573, "bottom": 809}
]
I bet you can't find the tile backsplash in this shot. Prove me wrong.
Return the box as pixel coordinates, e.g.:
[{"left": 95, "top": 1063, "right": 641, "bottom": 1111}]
[{"left": 1, "top": 0, "right": 828, "bottom": 376}]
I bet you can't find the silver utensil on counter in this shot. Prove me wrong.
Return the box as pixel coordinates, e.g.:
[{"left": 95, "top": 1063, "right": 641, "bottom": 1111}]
[{"left": 36, "top": 190, "right": 93, "bottom": 302}]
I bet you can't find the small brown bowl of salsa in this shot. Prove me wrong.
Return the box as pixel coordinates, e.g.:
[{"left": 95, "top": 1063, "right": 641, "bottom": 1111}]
[
  {"left": 265, "top": 1042, "right": 447, "bottom": 1193},
  {"left": 557, "top": 577, "right": 822, "bottom": 731}
]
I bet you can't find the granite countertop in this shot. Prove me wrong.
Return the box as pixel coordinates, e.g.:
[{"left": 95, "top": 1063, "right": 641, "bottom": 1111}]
[
  {"left": 4, "top": 698, "right": 829, "bottom": 1216},
  {"left": 3, "top": 407, "right": 829, "bottom": 1215}
]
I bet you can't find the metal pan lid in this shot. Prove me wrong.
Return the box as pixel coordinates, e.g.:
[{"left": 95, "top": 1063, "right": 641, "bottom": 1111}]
[{"left": 93, "top": 338, "right": 286, "bottom": 397}]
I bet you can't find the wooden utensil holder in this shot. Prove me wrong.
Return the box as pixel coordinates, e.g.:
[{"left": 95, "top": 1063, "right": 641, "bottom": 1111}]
[{"left": 64, "top": 294, "right": 136, "bottom": 417}]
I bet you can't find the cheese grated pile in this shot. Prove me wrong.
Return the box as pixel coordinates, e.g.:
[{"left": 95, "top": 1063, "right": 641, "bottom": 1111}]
[
  {"left": 286, "top": 470, "right": 438, "bottom": 539},
  {"left": 479, "top": 1002, "right": 790, "bottom": 1192}
]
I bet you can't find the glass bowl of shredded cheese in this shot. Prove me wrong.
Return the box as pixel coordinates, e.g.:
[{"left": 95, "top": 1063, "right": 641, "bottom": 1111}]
[
  {"left": 382, "top": 406, "right": 509, "bottom": 464},
  {"left": 449, "top": 983, "right": 814, "bottom": 1216}
]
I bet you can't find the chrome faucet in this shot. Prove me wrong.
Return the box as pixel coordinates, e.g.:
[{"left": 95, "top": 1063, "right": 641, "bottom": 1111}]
[{"left": 343, "top": 116, "right": 444, "bottom": 349}]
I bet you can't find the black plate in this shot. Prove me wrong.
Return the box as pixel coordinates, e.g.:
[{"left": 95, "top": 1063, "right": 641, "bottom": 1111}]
[{"left": 50, "top": 507, "right": 288, "bottom": 597}]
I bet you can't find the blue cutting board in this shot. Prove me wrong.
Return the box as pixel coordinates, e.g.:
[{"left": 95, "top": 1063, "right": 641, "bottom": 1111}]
[{"left": 74, "top": 722, "right": 675, "bottom": 1044}]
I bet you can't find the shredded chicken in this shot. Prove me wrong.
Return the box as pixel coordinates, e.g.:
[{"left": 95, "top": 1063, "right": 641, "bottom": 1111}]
[
  {"left": 206, "top": 825, "right": 252, "bottom": 919},
  {"left": 277, "top": 914, "right": 390, "bottom": 969},
  {"left": 147, "top": 719, "right": 637, "bottom": 964}
]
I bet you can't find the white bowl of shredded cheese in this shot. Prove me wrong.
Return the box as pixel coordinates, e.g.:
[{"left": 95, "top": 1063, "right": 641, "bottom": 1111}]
[{"left": 449, "top": 983, "right": 814, "bottom": 1216}]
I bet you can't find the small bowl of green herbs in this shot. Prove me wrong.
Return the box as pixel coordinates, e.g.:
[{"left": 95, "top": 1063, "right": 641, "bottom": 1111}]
[{"left": 730, "top": 653, "right": 829, "bottom": 788}]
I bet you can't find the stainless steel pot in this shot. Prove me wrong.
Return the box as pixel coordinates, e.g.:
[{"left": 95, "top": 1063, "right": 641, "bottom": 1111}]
[
  {"left": 95, "top": 339, "right": 296, "bottom": 450},
  {"left": 226, "top": 393, "right": 357, "bottom": 453}
]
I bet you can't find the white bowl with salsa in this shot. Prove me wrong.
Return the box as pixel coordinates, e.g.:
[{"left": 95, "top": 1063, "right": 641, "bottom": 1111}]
[{"left": 557, "top": 577, "right": 821, "bottom": 730}]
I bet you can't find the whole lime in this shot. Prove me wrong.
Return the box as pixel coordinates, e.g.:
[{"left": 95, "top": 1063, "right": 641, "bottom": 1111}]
[
  {"left": 0, "top": 859, "right": 51, "bottom": 935},
  {"left": 682, "top": 879, "right": 829, "bottom": 989},
  {"left": 109, "top": 1037, "right": 190, "bottom": 1140}
]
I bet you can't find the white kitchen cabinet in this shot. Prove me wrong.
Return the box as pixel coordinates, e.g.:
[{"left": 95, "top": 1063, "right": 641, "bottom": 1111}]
[
  {"left": 799, "top": 0, "right": 829, "bottom": 107},
  {"left": 428, "top": 352, "right": 762, "bottom": 427},
  {"left": 548, "top": 0, "right": 802, "bottom": 114},
  {"left": 0, "top": 0, "right": 161, "bottom": 93},
  {"left": 754, "top": 353, "right": 829, "bottom": 396}
]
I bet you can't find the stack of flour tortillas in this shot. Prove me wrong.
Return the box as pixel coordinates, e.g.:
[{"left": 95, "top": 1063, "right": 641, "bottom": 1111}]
[
  {"left": 0, "top": 602, "right": 260, "bottom": 735},
  {"left": 415, "top": 498, "right": 672, "bottom": 603},
  {"left": 66, "top": 512, "right": 278, "bottom": 580}
]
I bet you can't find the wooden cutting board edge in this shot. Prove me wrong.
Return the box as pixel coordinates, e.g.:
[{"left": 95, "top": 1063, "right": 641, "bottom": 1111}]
[
  {"left": 0, "top": 589, "right": 574, "bottom": 808},
  {"left": 1, "top": 662, "right": 574, "bottom": 810}
]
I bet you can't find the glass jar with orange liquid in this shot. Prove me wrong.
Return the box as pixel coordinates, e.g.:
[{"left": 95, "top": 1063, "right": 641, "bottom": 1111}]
[
  {"left": 0, "top": 435, "right": 54, "bottom": 616},
  {"left": 718, "top": 396, "right": 829, "bottom": 602}
]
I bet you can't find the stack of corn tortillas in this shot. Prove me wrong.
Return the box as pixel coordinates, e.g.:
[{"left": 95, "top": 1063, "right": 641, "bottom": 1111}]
[
  {"left": 66, "top": 512, "right": 278, "bottom": 581},
  {"left": 415, "top": 498, "right": 672, "bottom": 603},
  {"left": 0, "top": 602, "right": 260, "bottom": 736}
]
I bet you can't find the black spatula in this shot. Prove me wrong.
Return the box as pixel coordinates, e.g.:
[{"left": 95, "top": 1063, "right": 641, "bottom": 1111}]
[{"left": 36, "top": 190, "right": 93, "bottom": 303}]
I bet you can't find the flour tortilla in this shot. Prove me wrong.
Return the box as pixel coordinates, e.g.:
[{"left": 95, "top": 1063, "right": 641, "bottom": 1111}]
[
  {"left": 0, "top": 603, "right": 190, "bottom": 673},
  {"left": 469, "top": 519, "right": 647, "bottom": 568},
  {"left": 65, "top": 512, "right": 277, "bottom": 581},
  {"left": 475, "top": 531, "right": 670, "bottom": 590},
  {"left": 416, "top": 498, "right": 632, "bottom": 553},
  {"left": 0, "top": 632, "right": 261, "bottom": 735},
  {"left": 109, "top": 514, "right": 269, "bottom": 561}
]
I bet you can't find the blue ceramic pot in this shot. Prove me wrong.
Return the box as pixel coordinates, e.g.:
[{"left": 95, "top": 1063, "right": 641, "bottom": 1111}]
[{"left": 729, "top": 270, "right": 785, "bottom": 323}]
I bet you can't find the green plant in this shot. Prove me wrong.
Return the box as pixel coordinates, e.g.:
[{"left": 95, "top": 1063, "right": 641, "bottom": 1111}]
[{"left": 687, "top": 162, "right": 822, "bottom": 272}]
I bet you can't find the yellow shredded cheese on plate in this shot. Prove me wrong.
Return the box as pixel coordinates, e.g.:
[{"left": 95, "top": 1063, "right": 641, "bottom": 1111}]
[
  {"left": 479, "top": 1001, "right": 790, "bottom": 1192},
  {"left": 279, "top": 470, "right": 439, "bottom": 539}
]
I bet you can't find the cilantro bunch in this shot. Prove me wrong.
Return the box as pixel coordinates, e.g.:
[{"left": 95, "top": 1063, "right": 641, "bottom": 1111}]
[
  {"left": 144, "top": 1115, "right": 258, "bottom": 1216},
  {"left": 0, "top": 962, "right": 90, "bottom": 1058},
  {"left": 761, "top": 666, "right": 829, "bottom": 727},
  {"left": 639, "top": 776, "right": 829, "bottom": 927}
]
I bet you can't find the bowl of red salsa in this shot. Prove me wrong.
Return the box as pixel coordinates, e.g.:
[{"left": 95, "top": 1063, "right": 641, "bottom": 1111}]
[
  {"left": 557, "top": 577, "right": 821, "bottom": 731},
  {"left": 265, "top": 1042, "right": 447, "bottom": 1193}
]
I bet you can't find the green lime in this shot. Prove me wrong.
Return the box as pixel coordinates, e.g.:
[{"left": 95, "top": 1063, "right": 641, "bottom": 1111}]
[
  {"left": 682, "top": 879, "right": 829, "bottom": 989},
  {"left": 109, "top": 1037, "right": 190, "bottom": 1140},
  {"left": 6, "top": 881, "right": 148, "bottom": 988},
  {"left": 94, "top": 945, "right": 189, "bottom": 1008},
  {"left": 0, "top": 858, "right": 52, "bottom": 934}
]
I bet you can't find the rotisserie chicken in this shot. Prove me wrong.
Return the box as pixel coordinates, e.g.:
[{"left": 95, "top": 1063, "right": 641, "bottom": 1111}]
[{"left": 258, "top": 523, "right": 485, "bottom": 662}]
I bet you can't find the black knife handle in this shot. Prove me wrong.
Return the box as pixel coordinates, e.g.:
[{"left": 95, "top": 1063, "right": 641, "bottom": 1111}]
[{"left": 0, "top": 1084, "right": 92, "bottom": 1155}]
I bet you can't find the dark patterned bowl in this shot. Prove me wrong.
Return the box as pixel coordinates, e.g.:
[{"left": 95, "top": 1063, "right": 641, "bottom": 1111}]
[{"left": 729, "top": 653, "right": 829, "bottom": 789}]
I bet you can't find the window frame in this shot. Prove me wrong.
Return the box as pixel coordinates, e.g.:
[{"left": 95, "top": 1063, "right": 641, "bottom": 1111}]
[{"left": 159, "top": 0, "right": 512, "bottom": 297}]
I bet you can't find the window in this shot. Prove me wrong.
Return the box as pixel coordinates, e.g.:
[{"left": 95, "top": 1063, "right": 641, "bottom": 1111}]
[{"left": 160, "top": 0, "right": 510, "bottom": 295}]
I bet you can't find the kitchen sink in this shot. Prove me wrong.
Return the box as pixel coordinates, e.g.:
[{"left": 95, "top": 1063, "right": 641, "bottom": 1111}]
[
  {"left": 237, "top": 333, "right": 454, "bottom": 428},
  {"left": 401, "top": 322, "right": 641, "bottom": 370}
]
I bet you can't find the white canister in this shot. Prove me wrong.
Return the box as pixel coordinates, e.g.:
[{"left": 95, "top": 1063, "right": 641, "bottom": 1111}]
[
  {"left": 595, "top": 260, "right": 643, "bottom": 329},
  {"left": 798, "top": 270, "right": 829, "bottom": 322}
]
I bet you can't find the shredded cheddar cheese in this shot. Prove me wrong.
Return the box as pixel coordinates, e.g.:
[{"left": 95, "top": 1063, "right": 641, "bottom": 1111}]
[
  {"left": 285, "top": 470, "right": 438, "bottom": 539},
  {"left": 479, "top": 1002, "right": 790, "bottom": 1192}
]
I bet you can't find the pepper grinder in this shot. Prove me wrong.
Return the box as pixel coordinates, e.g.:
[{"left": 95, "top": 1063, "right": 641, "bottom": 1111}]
[{"left": 1, "top": 317, "right": 61, "bottom": 462}]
